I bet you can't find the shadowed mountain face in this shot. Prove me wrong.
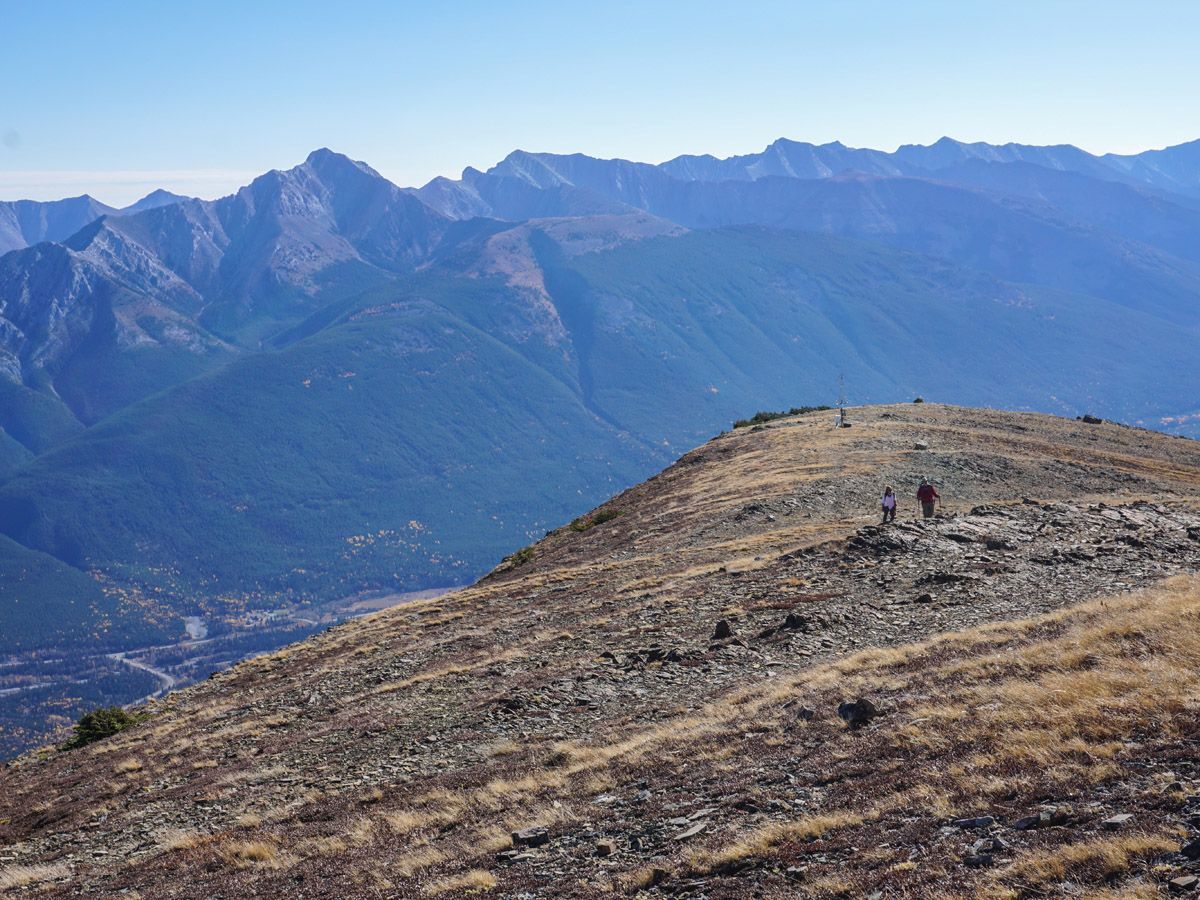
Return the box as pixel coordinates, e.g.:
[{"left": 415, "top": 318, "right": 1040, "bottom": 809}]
[{"left": 1, "top": 138, "right": 1199, "bottom": 758}]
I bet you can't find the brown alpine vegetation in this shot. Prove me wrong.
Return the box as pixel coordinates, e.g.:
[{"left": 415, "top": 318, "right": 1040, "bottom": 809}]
[{"left": 3, "top": 403, "right": 1200, "bottom": 898}]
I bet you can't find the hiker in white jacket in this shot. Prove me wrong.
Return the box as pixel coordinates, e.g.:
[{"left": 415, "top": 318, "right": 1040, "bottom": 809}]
[{"left": 881, "top": 486, "right": 897, "bottom": 523}]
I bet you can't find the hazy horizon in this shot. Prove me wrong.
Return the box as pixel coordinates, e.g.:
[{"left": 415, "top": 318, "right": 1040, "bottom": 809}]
[
  {"left": 4, "top": 0, "right": 1200, "bottom": 205},
  {"left": 3, "top": 132, "right": 1198, "bottom": 208}
]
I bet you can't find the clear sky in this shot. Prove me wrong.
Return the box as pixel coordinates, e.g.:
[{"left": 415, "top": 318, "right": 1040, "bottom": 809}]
[{"left": 3, "top": 0, "right": 1198, "bottom": 205}]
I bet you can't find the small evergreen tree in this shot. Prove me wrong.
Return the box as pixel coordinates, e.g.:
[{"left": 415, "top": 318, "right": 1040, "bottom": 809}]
[{"left": 63, "top": 706, "right": 142, "bottom": 750}]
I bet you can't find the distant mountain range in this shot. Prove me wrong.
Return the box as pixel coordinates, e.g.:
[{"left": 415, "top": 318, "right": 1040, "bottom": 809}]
[
  {"left": 1, "top": 135, "right": 1198, "bottom": 679},
  {"left": 0, "top": 189, "right": 190, "bottom": 255},
  {"left": 415, "top": 136, "right": 1200, "bottom": 219}
]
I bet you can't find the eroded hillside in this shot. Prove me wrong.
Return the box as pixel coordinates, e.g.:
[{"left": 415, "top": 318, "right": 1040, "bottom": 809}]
[{"left": 3, "top": 404, "right": 1200, "bottom": 898}]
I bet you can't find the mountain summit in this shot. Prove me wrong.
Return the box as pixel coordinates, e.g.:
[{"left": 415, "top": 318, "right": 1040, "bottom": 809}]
[{"left": 122, "top": 188, "right": 193, "bottom": 214}]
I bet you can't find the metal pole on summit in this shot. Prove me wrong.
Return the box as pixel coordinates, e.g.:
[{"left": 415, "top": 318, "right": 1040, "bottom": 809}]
[{"left": 838, "top": 374, "right": 847, "bottom": 428}]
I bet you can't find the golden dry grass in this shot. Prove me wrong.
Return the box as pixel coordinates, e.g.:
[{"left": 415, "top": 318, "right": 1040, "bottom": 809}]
[
  {"left": 0, "top": 862, "right": 71, "bottom": 890},
  {"left": 424, "top": 868, "right": 498, "bottom": 895},
  {"left": 156, "top": 827, "right": 206, "bottom": 853},
  {"left": 1081, "top": 885, "right": 1168, "bottom": 900},
  {"left": 392, "top": 844, "right": 448, "bottom": 878},
  {"left": 882, "top": 575, "right": 1200, "bottom": 790},
  {"left": 358, "top": 575, "right": 1200, "bottom": 896},
  {"left": 380, "top": 809, "right": 425, "bottom": 835},
  {"left": 696, "top": 811, "right": 866, "bottom": 873},
  {"left": 345, "top": 816, "right": 376, "bottom": 846},
  {"left": 113, "top": 756, "right": 144, "bottom": 775},
  {"left": 1002, "top": 833, "right": 1178, "bottom": 888}
]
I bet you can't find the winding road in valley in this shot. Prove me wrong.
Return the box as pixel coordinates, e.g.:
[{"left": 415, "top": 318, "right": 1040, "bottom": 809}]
[{"left": 105, "top": 652, "right": 178, "bottom": 704}]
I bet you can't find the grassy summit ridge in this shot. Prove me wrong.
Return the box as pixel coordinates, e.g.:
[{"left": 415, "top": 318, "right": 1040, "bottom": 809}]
[{"left": 1, "top": 404, "right": 1198, "bottom": 897}]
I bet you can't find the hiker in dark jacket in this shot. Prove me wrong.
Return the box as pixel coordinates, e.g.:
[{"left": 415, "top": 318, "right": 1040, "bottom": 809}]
[
  {"left": 880, "top": 486, "right": 897, "bottom": 523},
  {"left": 917, "top": 478, "right": 939, "bottom": 519}
]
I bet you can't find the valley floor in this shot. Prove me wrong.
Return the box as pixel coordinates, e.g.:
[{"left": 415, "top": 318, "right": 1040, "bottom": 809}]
[{"left": 2, "top": 404, "right": 1200, "bottom": 897}]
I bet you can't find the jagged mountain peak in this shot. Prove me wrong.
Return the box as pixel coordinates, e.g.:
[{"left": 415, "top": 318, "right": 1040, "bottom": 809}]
[
  {"left": 303, "top": 146, "right": 384, "bottom": 180},
  {"left": 241, "top": 149, "right": 394, "bottom": 204},
  {"left": 229, "top": 149, "right": 407, "bottom": 228}
]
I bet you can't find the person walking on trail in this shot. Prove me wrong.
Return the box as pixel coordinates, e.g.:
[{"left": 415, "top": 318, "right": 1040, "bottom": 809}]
[
  {"left": 880, "top": 486, "right": 897, "bottom": 524},
  {"left": 917, "top": 478, "right": 940, "bottom": 519}
]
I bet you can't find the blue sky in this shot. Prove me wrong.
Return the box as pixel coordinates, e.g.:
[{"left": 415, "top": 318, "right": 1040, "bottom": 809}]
[{"left": 3, "top": 0, "right": 1198, "bottom": 204}]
